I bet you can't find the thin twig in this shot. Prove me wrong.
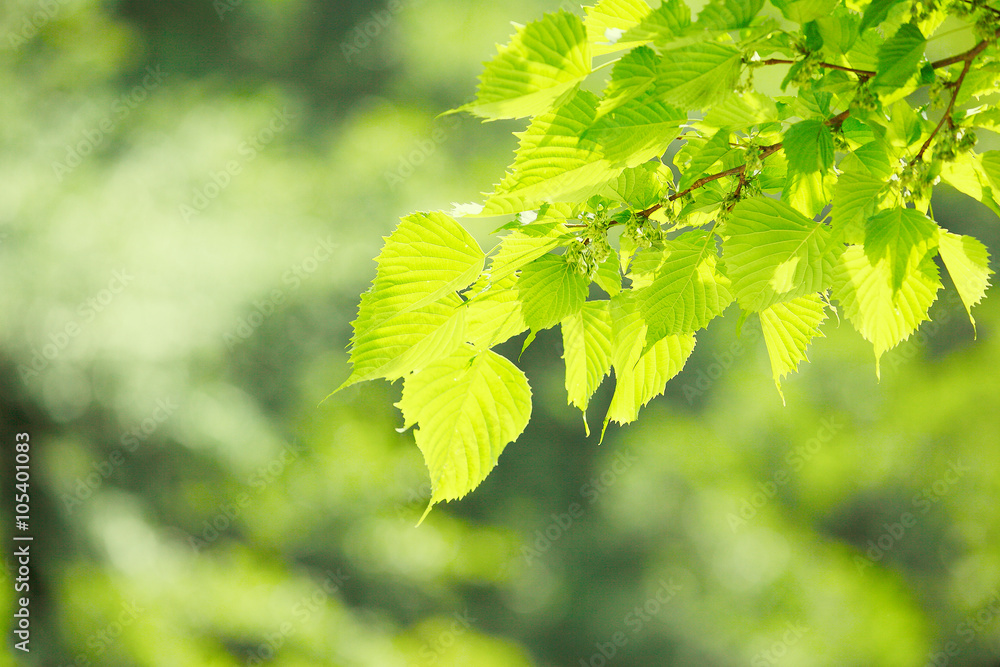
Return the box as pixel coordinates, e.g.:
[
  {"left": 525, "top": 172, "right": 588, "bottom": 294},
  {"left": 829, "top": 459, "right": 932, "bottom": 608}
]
[
  {"left": 916, "top": 57, "right": 973, "bottom": 161},
  {"left": 760, "top": 58, "right": 875, "bottom": 78}
]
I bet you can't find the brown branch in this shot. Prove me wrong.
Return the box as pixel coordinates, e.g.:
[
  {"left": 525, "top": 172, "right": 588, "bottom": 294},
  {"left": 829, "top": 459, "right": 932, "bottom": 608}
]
[
  {"left": 930, "top": 39, "right": 990, "bottom": 69},
  {"left": 639, "top": 110, "right": 852, "bottom": 218},
  {"left": 916, "top": 57, "right": 973, "bottom": 161},
  {"left": 759, "top": 58, "right": 876, "bottom": 78}
]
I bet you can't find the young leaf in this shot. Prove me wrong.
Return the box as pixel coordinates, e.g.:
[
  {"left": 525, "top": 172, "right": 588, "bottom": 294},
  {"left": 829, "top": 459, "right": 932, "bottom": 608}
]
[
  {"left": 397, "top": 349, "right": 532, "bottom": 522},
  {"left": 771, "top": 0, "right": 839, "bottom": 25},
  {"left": 561, "top": 300, "right": 614, "bottom": 433},
  {"left": 587, "top": 94, "right": 687, "bottom": 166},
  {"left": 604, "top": 331, "right": 696, "bottom": 435},
  {"left": 863, "top": 207, "right": 939, "bottom": 294},
  {"left": 723, "top": 197, "right": 837, "bottom": 311},
  {"left": 859, "top": 0, "right": 904, "bottom": 33},
  {"left": 596, "top": 46, "right": 659, "bottom": 116},
  {"left": 656, "top": 42, "right": 743, "bottom": 110},
  {"left": 636, "top": 232, "right": 733, "bottom": 345},
  {"left": 342, "top": 212, "right": 485, "bottom": 388},
  {"left": 619, "top": 0, "right": 692, "bottom": 45},
  {"left": 465, "top": 277, "right": 528, "bottom": 350},
  {"left": 697, "top": 0, "right": 764, "bottom": 30},
  {"left": 832, "top": 244, "right": 942, "bottom": 377},
  {"left": 584, "top": 0, "right": 655, "bottom": 56},
  {"left": 937, "top": 230, "right": 993, "bottom": 336},
  {"left": 832, "top": 171, "right": 885, "bottom": 245},
  {"left": 455, "top": 11, "right": 592, "bottom": 120},
  {"left": 759, "top": 292, "right": 827, "bottom": 403},
  {"left": 783, "top": 119, "right": 835, "bottom": 175},
  {"left": 874, "top": 22, "right": 925, "bottom": 89},
  {"left": 517, "top": 254, "right": 589, "bottom": 331},
  {"left": 484, "top": 90, "right": 622, "bottom": 215}
]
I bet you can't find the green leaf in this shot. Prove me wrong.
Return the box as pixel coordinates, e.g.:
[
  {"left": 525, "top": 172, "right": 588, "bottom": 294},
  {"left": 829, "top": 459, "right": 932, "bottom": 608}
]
[
  {"left": 678, "top": 129, "right": 734, "bottom": 190},
  {"left": 455, "top": 11, "right": 591, "bottom": 120},
  {"left": 859, "top": 0, "right": 905, "bottom": 33},
  {"left": 723, "top": 197, "right": 838, "bottom": 311},
  {"left": 863, "top": 207, "right": 939, "bottom": 294},
  {"left": 783, "top": 119, "right": 835, "bottom": 175},
  {"left": 594, "top": 254, "right": 623, "bottom": 296},
  {"left": 600, "top": 161, "right": 673, "bottom": 209},
  {"left": 587, "top": 94, "right": 687, "bottom": 166},
  {"left": 636, "top": 231, "right": 733, "bottom": 344},
  {"left": 832, "top": 170, "right": 884, "bottom": 245},
  {"left": 596, "top": 45, "right": 659, "bottom": 115},
  {"left": 874, "top": 22, "right": 925, "bottom": 89},
  {"left": 464, "top": 276, "right": 528, "bottom": 350},
  {"left": 517, "top": 254, "right": 589, "bottom": 331},
  {"left": 397, "top": 349, "right": 532, "bottom": 521},
  {"left": 484, "top": 90, "right": 623, "bottom": 215},
  {"left": 561, "top": 300, "right": 614, "bottom": 433},
  {"left": 604, "top": 328, "right": 696, "bottom": 435},
  {"left": 699, "top": 91, "right": 778, "bottom": 131},
  {"left": 771, "top": 0, "right": 840, "bottom": 24},
  {"left": 342, "top": 212, "right": 485, "bottom": 388},
  {"left": 698, "top": 0, "right": 764, "bottom": 30},
  {"left": 487, "top": 222, "right": 568, "bottom": 284},
  {"left": 619, "top": 0, "right": 692, "bottom": 46},
  {"left": 937, "top": 230, "right": 993, "bottom": 336},
  {"left": 584, "top": 0, "right": 655, "bottom": 56},
  {"left": 656, "top": 42, "right": 743, "bottom": 110},
  {"left": 832, "top": 244, "right": 942, "bottom": 377},
  {"left": 759, "top": 293, "right": 827, "bottom": 403}
]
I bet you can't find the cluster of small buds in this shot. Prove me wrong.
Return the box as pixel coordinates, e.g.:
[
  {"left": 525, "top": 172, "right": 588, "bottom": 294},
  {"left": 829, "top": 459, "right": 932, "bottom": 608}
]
[
  {"left": 851, "top": 80, "right": 879, "bottom": 112},
  {"left": 933, "top": 124, "right": 977, "bottom": 161},
  {"left": 898, "top": 158, "right": 938, "bottom": 201}
]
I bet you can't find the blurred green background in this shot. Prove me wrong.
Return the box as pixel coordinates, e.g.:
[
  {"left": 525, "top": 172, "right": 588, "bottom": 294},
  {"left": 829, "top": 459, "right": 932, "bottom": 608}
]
[{"left": 2, "top": 0, "right": 1000, "bottom": 665}]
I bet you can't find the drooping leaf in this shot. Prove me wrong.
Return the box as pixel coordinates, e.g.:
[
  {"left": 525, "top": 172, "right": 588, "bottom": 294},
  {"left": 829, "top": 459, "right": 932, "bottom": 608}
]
[
  {"left": 863, "top": 206, "right": 939, "bottom": 294},
  {"left": 596, "top": 45, "right": 659, "bottom": 115},
  {"left": 561, "top": 300, "right": 614, "bottom": 433},
  {"left": 517, "top": 254, "right": 589, "bottom": 331},
  {"left": 464, "top": 276, "right": 528, "bottom": 350},
  {"left": 723, "top": 197, "right": 837, "bottom": 311},
  {"left": 759, "top": 292, "right": 827, "bottom": 403},
  {"left": 398, "top": 349, "right": 532, "bottom": 521},
  {"left": 487, "top": 221, "right": 569, "bottom": 284},
  {"left": 456, "top": 11, "right": 591, "bottom": 120},
  {"left": 832, "top": 170, "right": 885, "bottom": 245},
  {"left": 636, "top": 231, "right": 733, "bottom": 344},
  {"left": 342, "top": 212, "right": 485, "bottom": 388},
  {"left": 832, "top": 244, "right": 942, "bottom": 377},
  {"left": 937, "top": 230, "right": 993, "bottom": 335},
  {"left": 783, "top": 119, "right": 835, "bottom": 175},
  {"left": 859, "top": 0, "right": 905, "bottom": 33}
]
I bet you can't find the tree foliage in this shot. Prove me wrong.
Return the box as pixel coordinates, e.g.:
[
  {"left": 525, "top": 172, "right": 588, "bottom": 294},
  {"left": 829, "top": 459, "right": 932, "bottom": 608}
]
[{"left": 342, "top": 0, "right": 998, "bottom": 518}]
